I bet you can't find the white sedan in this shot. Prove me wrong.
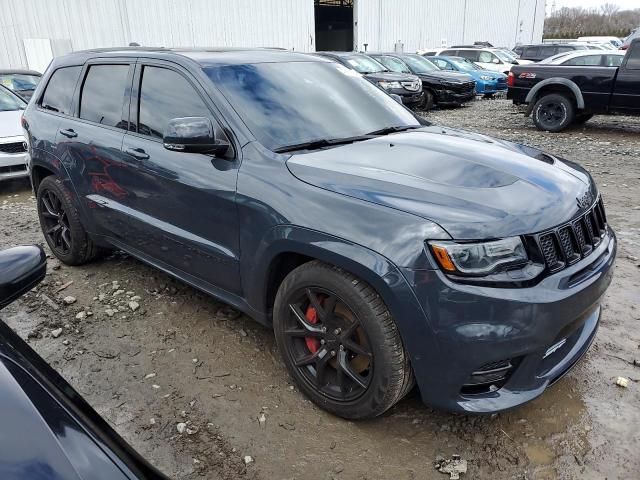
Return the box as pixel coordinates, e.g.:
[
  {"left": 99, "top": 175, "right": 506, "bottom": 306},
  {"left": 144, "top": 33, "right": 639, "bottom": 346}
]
[
  {"left": 0, "top": 85, "right": 28, "bottom": 182},
  {"left": 539, "top": 50, "right": 626, "bottom": 66}
]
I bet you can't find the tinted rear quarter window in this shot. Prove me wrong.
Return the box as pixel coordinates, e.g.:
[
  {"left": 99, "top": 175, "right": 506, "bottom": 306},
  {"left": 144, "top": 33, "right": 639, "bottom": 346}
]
[
  {"left": 625, "top": 45, "right": 640, "bottom": 70},
  {"left": 137, "top": 66, "right": 211, "bottom": 139},
  {"left": 79, "top": 65, "right": 130, "bottom": 128},
  {"left": 540, "top": 46, "right": 557, "bottom": 58},
  {"left": 40, "top": 66, "right": 82, "bottom": 115},
  {"left": 556, "top": 46, "right": 573, "bottom": 54}
]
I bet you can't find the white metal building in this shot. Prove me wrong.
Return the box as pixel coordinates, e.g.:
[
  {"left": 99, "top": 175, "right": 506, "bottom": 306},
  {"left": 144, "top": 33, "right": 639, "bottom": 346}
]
[{"left": 1, "top": 0, "right": 545, "bottom": 72}]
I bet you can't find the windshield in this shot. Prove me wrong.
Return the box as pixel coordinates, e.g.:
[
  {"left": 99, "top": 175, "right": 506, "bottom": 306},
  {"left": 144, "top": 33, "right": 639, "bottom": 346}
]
[
  {"left": 0, "top": 86, "right": 26, "bottom": 111},
  {"left": 205, "top": 61, "right": 419, "bottom": 151},
  {"left": 449, "top": 57, "right": 482, "bottom": 71},
  {"left": 493, "top": 50, "right": 514, "bottom": 63},
  {"left": 343, "top": 54, "right": 387, "bottom": 74},
  {"left": 376, "top": 56, "right": 411, "bottom": 73},
  {"left": 401, "top": 55, "right": 438, "bottom": 73},
  {"left": 0, "top": 73, "right": 40, "bottom": 92}
]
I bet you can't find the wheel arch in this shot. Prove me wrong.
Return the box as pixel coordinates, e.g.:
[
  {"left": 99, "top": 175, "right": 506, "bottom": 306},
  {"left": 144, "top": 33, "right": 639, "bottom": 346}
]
[
  {"left": 245, "top": 226, "right": 420, "bottom": 328},
  {"left": 525, "top": 78, "right": 584, "bottom": 114},
  {"left": 30, "top": 163, "right": 57, "bottom": 192}
]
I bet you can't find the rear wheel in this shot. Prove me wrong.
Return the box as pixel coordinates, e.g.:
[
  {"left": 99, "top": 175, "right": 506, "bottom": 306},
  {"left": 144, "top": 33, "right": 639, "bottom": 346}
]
[
  {"left": 37, "top": 176, "right": 102, "bottom": 265},
  {"left": 273, "top": 261, "right": 413, "bottom": 419},
  {"left": 531, "top": 93, "right": 575, "bottom": 132}
]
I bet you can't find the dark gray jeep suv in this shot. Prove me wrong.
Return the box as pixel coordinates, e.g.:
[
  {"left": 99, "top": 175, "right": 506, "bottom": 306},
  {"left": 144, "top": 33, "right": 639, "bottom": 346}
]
[{"left": 22, "top": 48, "right": 616, "bottom": 419}]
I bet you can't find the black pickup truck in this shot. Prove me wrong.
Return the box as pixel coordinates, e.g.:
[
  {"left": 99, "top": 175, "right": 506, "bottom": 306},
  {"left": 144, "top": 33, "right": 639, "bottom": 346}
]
[{"left": 508, "top": 38, "right": 640, "bottom": 132}]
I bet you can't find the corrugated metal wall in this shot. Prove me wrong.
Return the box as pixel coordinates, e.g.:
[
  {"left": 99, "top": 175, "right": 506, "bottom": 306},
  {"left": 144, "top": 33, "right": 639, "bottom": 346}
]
[
  {"left": 0, "top": 0, "right": 544, "bottom": 70},
  {"left": 356, "top": 0, "right": 545, "bottom": 52},
  {"left": 0, "top": 0, "right": 314, "bottom": 69}
]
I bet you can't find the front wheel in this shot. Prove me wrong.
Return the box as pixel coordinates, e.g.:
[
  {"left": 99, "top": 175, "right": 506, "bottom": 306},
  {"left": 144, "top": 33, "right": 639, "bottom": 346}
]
[
  {"left": 422, "top": 90, "right": 435, "bottom": 110},
  {"left": 273, "top": 261, "right": 414, "bottom": 419},
  {"left": 531, "top": 93, "right": 575, "bottom": 132}
]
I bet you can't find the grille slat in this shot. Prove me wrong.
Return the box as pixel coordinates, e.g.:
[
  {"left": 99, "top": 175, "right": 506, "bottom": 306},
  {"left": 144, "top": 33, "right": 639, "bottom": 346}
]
[
  {"left": 535, "top": 198, "right": 607, "bottom": 273},
  {"left": 0, "top": 142, "right": 26, "bottom": 154}
]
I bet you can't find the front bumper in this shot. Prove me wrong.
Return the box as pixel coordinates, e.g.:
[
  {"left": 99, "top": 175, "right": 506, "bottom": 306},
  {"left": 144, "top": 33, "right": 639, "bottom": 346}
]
[
  {"left": 401, "top": 228, "right": 616, "bottom": 413},
  {"left": 0, "top": 136, "right": 28, "bottom": 181},
  {"left": 434, "top": 86, "right": 476, "bottom": 105},
  {"left": 388, "top": 89, "right": 424, "bottom": 108}
]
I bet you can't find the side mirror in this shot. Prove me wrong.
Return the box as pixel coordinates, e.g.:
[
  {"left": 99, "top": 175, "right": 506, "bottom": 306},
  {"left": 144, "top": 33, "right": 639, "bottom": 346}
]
[
  {"left": 0, "top": 245, "right": 47, "bottom": 310},
  {"left": 389, "top": 93, "right": 403, "bottom": 104},
  {"left": 163, "top": 117, "right": 229, "bottom": 156},
  {"left": 492, "top": 58, "right": 501, "bottom": 64}
]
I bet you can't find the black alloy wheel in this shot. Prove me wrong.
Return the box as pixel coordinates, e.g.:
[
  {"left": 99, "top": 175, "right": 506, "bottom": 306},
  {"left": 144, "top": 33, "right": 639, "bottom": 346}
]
[
  {"left": 283, "top": 287, "right": 373, "bottom": 402},
  {"left": 36, "top": 176, "right": 103, "bottom": 265},
  {"left": 39, "top": 189, "right": 72, "bottom": 256},
  {"left": 273, "top": 261, "right": 414, "bottom": 419}
]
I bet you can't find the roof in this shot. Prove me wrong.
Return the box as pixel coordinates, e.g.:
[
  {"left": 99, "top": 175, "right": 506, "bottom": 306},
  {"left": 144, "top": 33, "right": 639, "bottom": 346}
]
[
  {"left": 316, "top": 51, "right": 363, "bottom": 58},
  {"left": 0, "top": 69, "right": 42, "bottom": 76},
  {"left": 51, "top": 47, "right": 329, "bottom": 68}
]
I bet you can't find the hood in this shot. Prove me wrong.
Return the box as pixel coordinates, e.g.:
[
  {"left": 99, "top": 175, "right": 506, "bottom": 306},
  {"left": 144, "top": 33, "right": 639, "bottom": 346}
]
[
  {"left": 364, "top": 71, "right": 419, "bottom": 82},
  {"left": 418, "top": 71, "right": 474, "bottom": 83},
  {"left": 0, "top": 109, "right": 24, "bottom": 138},
  {"left": 286, "top": 127, "right": 595, "bottom": 239}
]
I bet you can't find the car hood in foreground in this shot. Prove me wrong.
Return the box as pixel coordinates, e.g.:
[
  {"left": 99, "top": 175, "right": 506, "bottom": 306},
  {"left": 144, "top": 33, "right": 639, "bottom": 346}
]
[
  {"left": 0, "top": 109, "right": 24, "bottom": 138},
  {"left": 286, "top": 127, "right": 595, "bottom": 239}
]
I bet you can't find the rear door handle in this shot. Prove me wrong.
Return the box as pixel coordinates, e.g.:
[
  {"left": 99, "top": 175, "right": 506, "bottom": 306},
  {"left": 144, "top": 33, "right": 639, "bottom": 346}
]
[
  {"left": 59, "top": 128, "right": 77, "bottom": 138},
  {"left": 124, "top": 147, "right": 150, "bottom": 160}
]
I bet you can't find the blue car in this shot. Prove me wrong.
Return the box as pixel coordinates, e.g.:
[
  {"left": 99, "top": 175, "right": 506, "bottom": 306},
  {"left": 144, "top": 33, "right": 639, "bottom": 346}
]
[{"left": 426, "top": 55, "right": 507, "bottom": 96}]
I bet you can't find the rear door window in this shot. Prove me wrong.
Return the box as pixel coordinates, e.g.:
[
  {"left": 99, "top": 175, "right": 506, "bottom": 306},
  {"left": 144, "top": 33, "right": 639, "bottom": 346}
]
[
  {"left": 523, "top": 47, "right": 539, "bottom": 57},
  {"left": 563, "top": 55, "right": 603, "bottom": 66},
  {"left": 40, "top": 66, "right": 82, "bottom": 115},
  {"left": 458, "top": 50, "right": 480, "bottom": 62},
  {"left": 137, "top": 66, "right": 211, "bottom": 139},
  {"left": 440, "top": 50, "right": 458, "bottom": 57},
  {"left": 539, "top": 46, "right": 557, "bottom": 58},
  {"left": 556, "top": 46, "right": 573, "bottom": 54},
  {"left": 79, "top": 65, "right": 130, "bottom": 128}
]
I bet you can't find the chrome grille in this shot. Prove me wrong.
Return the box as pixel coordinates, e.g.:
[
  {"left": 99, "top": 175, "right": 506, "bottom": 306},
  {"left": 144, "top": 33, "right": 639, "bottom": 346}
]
[{"left": 532, "top": 197, "right": 607, "bottom": 273}]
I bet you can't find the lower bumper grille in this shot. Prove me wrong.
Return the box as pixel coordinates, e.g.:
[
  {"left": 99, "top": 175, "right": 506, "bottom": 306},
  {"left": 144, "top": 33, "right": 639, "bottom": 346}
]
[{"left": 461, "top": 358, "right": 517, "bottom": 395}]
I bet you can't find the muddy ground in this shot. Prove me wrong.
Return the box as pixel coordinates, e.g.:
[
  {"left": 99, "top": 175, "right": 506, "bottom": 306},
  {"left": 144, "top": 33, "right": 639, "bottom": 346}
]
[{"left": 1, "top": 99, "right": 639, "bottom": 480}]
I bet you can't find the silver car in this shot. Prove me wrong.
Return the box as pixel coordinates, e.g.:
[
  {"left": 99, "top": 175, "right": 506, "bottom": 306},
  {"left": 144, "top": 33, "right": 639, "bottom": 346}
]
[{"left": 0, "top": 85, "right": 28, "bottom": 181}]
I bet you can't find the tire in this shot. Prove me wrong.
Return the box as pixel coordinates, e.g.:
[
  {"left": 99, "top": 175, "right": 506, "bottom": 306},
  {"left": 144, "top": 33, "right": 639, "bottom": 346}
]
[
  {"left": 422, "top": 90, "right": 435, "bottom": 110},
  {"left": 273, "top": 261, "right": 414, "bottom": 419},
  {"left": 483, "top": 93, "right": 495, "bottom": 99},
  {"left": 36, "top": 176, "right": 102, "bottom": 265},
  {"left": 574, "top": 113, "right": 594, "bottom": 125},
  {"left": 531, "top": 93, "right": 575, "bottom": 132}
]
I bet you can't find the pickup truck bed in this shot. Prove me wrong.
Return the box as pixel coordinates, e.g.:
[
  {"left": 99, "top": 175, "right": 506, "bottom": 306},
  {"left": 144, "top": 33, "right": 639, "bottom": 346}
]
[{"left": 507, "top": 39, "right": 640, "bottom": 131}]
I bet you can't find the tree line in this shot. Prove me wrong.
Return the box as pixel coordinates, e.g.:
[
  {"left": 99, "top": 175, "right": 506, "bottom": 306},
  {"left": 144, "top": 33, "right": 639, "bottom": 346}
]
[{"left": 544, "top": 3, "right": 640, "bottom": 39}]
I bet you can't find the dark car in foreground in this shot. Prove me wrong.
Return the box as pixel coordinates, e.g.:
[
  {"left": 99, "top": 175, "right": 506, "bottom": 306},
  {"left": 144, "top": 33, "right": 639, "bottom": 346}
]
[
  {"left": 0, "top": 245, "right": 168, "bottom": 480},
  {"left": 0, "top": 69, "right": 42, "bottom": 101},
  {"left": 22, "top": 47, "right": 615, "bottom": 419},
  {"left": 316, "top": 51, "right": 424, "bottom": 108},
  {"left": 508, "top": 39, "right": 640, "bottom": 131},
  {"left": 368, "top": 52, "right": 476, "bottom": 108}
]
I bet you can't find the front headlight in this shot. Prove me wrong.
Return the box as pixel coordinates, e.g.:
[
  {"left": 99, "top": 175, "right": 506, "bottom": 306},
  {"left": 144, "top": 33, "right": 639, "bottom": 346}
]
[
  {"left": 429, "top": 237, "right": 528, "bottom": 275},
  {"left": 378, "top": 81, "right": 402, "bottom": 90},
  {"left": 480, "top": 75, "right": 493, "bottom": 81}
]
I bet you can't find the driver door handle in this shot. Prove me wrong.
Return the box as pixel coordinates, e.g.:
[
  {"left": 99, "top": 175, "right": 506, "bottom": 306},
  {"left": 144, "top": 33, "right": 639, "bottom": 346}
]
[
  {"left": 124, "top": 147, "right": 150, "bottom": 160},
  {"left": 59, "top": 128, "right": 77, "bottom": 138}
]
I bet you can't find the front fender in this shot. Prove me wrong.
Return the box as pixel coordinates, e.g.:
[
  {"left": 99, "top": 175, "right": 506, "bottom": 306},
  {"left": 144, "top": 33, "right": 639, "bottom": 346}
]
[{"left": 244, "top": 225, "right": 440, "bottom": 385}]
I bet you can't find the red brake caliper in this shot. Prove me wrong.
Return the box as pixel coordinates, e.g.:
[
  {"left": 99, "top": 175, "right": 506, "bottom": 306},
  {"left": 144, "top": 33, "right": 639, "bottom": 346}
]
[{"left": 304, "top": 305, "right": 321, "bottom": 353}]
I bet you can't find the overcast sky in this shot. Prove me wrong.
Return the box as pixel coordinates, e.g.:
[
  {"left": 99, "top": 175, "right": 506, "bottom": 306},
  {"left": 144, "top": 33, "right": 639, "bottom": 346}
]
[{"left": 548, "top": 0, "right": 640, "bottom": 14}]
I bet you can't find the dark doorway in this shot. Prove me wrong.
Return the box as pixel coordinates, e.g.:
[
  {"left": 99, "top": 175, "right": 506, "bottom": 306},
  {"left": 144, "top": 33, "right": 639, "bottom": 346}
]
[{"left": 314, "top": 0, "right": 354, "bottom": 52}]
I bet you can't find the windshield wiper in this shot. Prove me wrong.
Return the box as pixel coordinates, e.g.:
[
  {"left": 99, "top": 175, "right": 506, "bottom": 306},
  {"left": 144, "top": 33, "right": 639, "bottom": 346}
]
[
  {"left": 366, "top": 125, "right": 423, "bottom": 136},
  {"left": 274, "top": 135, "right": 374, "bottom": 153}
]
